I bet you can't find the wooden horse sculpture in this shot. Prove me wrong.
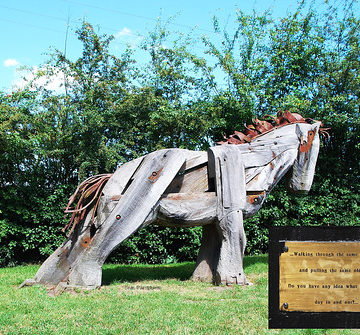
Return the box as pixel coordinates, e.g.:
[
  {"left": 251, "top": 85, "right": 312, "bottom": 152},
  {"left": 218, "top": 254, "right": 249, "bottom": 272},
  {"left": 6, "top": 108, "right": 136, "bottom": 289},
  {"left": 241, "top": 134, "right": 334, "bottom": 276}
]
[{"left": 21, "top": 112, "right": 323, "bottom": 289}]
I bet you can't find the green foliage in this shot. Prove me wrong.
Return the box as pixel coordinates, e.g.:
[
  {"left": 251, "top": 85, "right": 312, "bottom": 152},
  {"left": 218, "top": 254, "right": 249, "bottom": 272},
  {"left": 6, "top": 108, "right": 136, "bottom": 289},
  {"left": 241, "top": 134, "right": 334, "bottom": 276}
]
[
  {"left": 1, "top": 1, "right": 359, "bottom": 266},
  {"left": 108, "top": 226, "right": 202, "bottom": 265}
]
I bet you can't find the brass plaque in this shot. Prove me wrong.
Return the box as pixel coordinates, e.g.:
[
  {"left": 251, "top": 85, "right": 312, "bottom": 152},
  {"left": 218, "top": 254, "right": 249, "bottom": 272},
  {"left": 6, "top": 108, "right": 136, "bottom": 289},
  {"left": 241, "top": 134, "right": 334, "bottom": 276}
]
[{"left": 280, "top": 241, "right": 360, "bottom": 312}]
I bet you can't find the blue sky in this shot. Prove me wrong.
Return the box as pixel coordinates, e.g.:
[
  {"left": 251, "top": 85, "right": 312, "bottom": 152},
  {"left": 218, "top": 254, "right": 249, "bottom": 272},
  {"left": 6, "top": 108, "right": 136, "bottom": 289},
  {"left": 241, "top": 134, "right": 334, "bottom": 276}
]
[{"left": 0, "top": 0, "right": 322, "bottom": 92}]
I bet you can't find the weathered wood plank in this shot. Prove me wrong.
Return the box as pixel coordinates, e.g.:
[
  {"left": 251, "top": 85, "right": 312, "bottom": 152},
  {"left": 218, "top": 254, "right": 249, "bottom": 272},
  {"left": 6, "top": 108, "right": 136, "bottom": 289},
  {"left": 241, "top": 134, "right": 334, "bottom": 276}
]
[
  {"left": 228, "top": 134, "right": 299, "bottom": 169},
  {"left": 246, "top": 148, "right": 298, "bottom": 191},
  {"left": 156, "top": 192, "right": 216, "bottom": 227},
  {"left": 155, "top": 190, "right": 268, "bottom": 227},
  {"left": 165, "top": 164, "right": 208, "bottom": 193},
  {"left": 208, "top": 145, "right": 248, "bottom": 285},
  {"left": 180, "top": 150, "right": 208, "bottom": 171},
  {"left": 191, "top": 224, "right": 221, "bottom": 283},
  {"left": 289, "top": 123, "right": 321, "bottom": 192},
  {"left": 209, "top": 145, "right": 246, "bottom": 215},
  {"left": 102, "top": 156, "right": 144, "bottom": 197}
]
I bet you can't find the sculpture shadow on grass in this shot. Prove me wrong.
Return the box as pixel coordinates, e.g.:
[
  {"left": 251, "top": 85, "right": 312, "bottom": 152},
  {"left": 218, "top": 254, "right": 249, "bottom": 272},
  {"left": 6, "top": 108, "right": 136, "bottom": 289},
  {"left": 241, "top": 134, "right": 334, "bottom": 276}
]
[
  {"left": 102, "top": 262, "right": 195, "bottom": 285},
  {"left": 243, "top": 254, "right": 268, "bottom": 268},
  {"left": 102, "top": 255, "right": 268, "bottom": 285}
]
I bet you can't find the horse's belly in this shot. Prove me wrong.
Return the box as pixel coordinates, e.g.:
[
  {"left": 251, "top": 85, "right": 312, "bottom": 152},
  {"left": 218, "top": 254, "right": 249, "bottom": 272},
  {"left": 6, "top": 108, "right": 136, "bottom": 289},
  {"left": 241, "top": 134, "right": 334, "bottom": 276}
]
[
  {"left": 155, "top": 192, "right": 217, "bottom": 227},
  {"left": 153, "top": 190, "right": 267, "bottom": 228}
]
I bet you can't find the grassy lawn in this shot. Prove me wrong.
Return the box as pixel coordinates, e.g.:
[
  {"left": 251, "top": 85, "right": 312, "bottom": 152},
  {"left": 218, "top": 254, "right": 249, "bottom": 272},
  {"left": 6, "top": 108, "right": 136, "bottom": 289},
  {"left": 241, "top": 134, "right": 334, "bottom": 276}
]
[{"left": 0, "top": 255, "right": 358, "bottom": 335}]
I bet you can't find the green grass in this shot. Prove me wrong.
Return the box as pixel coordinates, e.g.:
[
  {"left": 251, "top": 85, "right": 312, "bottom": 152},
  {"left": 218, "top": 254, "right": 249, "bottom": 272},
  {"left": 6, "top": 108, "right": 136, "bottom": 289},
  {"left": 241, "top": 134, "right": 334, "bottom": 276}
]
[{"left": 0, "top": 256, "right": 358, "bottom": 335}]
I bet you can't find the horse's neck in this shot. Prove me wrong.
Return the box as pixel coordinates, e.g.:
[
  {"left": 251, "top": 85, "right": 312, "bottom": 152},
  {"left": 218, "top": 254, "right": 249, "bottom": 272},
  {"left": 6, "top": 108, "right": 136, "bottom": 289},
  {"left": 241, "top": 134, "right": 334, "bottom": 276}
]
[{"left": 243, "top": 124, "right": 299, "bottom": 193}]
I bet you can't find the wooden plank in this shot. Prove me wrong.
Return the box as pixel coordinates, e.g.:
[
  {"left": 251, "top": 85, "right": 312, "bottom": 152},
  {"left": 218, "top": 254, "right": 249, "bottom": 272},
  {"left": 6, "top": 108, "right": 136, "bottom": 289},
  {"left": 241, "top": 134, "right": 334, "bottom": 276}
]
[
  {"left": 208, "top": 145, "right": 248, "bottom": 285},
  {"left": 92, "top": 148, "right": 186, "bottom": 256},
  {"left": 246, "top": 148, "right": 297, "bottom": 191},
  {"left": 180, "top": 150, "right": 208, "bottom": 171},
  {"left": 245, "top": 166, "right": 264, "bottom": 184},
  {"left": 165, "top": 164, "right": 208, "bottom": 193},
  {"left": 156, "top": 192, "right": 216, "bottom": 227},
  {"left": 289, "top": 123, "right": 321, "bottom": 191},
  {"left": 153, "top": 190, "right": 269, "bottom": 226},
  {"left": 234, "top": 134, "right": 299, "bottom": 169},
  {"left": 102, "top": 156, "right": 144, "bottom": 197},
  {"left": 209, "top": 145, "right": 246, "bottom": 215}
]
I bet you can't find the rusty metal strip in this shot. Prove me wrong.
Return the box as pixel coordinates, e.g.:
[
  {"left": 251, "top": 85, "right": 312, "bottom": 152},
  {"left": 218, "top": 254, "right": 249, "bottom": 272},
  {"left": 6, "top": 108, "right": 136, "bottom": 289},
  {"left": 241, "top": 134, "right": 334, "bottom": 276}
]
[{"left": 63, "top": 173, "right": 113, "bottom": 236}]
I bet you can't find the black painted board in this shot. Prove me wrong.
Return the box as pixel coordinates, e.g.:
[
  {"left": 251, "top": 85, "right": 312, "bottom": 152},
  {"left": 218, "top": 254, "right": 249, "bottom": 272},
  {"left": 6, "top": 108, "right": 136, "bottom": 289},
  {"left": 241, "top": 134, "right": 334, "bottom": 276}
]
[{"left": 268, "top": 226, "right": 360, "bottom": 329}]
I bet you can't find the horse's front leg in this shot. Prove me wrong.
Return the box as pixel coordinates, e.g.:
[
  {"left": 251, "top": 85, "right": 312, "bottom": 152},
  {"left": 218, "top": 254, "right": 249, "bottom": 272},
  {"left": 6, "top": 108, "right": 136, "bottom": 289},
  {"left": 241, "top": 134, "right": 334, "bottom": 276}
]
[
  {"left": 209, "top": 145, "right": 250, "bottom": 285},
  {"left": 215, "top": 209, "right": 249, "bottom": 285}
]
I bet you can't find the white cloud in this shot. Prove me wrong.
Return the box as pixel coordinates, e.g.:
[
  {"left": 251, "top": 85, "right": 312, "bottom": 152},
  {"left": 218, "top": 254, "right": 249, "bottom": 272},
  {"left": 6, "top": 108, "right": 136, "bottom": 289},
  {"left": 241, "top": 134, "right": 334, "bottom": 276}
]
[
  {"left": 115, "top": 27, "right": 132, "bottom": 38},
  {"left": 113, "top": 27, "right": 143, "bottom": 50},
  {"left": 4, "top": 58, "right": 20, "bottom": 67},
  {"left": 11, "top": 66, "right": 72, "bottom": 94}
]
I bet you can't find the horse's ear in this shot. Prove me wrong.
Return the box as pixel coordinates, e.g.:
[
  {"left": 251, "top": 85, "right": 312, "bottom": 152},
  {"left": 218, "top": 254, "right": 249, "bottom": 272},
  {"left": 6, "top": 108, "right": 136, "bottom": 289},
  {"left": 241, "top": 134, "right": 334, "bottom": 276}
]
[
  {"left": 312, "top": 121, "right": 322, "bottom": 132},
  {"left": 295, "top": 123, "right": 303, "bottom": 143}
]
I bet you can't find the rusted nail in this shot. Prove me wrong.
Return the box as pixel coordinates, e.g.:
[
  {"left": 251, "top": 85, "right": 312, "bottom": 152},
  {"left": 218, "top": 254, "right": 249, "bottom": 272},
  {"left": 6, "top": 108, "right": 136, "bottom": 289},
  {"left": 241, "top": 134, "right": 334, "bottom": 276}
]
[
  {"left": 81, "top": 237, "right": 91, "bottom": 248},
  {"left": 148, "top": 168, "right": 163, "bottom": 183},
  {"left": 249, "top": 195, "right": 259, "bottom": 204}
]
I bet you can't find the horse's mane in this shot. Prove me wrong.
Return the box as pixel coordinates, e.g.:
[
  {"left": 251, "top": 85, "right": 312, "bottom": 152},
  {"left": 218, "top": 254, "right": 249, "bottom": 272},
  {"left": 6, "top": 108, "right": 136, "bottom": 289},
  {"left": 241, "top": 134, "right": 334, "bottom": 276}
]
[{"left": 217, "top": 111, "right": 325, "bottom": 145}]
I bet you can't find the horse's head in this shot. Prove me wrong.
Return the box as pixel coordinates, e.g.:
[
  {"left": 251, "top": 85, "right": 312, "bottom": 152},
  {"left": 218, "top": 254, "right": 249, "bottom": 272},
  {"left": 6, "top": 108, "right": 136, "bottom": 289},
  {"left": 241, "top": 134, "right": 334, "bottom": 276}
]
[{"left": 287, "top": 122, "right": 322, "bottom": 194}]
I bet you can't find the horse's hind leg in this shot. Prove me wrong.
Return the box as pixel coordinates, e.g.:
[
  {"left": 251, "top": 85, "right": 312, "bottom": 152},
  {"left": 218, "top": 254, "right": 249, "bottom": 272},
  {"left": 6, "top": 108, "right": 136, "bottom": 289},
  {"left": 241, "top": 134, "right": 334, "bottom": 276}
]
[{"left": 64, "top": 149, "right": 186, "bottom": 288}]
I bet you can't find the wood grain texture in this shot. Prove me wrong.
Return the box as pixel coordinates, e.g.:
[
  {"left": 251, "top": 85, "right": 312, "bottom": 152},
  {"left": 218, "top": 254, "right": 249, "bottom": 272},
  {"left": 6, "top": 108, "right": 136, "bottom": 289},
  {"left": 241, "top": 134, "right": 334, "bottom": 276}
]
[
  {"left": 157, "top": 192, "right": 216, "bottom": 227},
  {"left": 165, "top": 164, "right": 208, "bottom": 193},
  {"left": 191, "top": 224, "right": 221, "bottom": 283},
  {"left": 102, "top": 156, "right": 144, "bottom": 197},
  {"left": 289, "top": 123, "right": 321, "bottom": 192},
  {"left": 208, "top": 145, "right": 249, "bottom": 285},
  {"left": 246, "top": 149, "right": 297, "bottom": 191}
]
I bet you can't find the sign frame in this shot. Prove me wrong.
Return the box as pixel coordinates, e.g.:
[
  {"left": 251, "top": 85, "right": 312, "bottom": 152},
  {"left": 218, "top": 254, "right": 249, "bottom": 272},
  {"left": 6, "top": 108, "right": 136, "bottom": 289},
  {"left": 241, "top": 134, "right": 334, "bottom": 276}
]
[{"left": 269, "top": 226, "right": 360, "bottom": 329}]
